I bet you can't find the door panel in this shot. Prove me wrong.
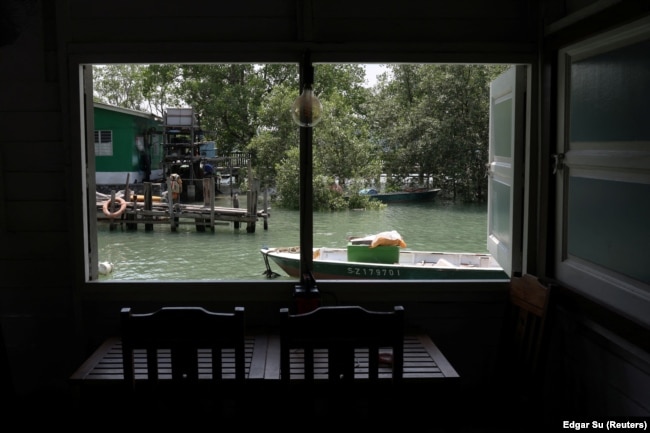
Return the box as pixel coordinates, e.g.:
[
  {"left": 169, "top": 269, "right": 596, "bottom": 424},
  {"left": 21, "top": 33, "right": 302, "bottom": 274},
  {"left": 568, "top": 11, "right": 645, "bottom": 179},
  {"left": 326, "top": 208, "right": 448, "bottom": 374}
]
[{"left": 487, "top": 66, "right": 526, "bottom": 277}]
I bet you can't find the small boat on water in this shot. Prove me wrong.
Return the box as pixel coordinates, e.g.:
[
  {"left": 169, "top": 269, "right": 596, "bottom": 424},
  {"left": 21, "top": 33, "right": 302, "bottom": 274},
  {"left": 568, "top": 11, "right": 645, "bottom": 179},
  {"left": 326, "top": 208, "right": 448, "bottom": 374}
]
[
  {"left": 261, "top": 245, "right": 507, "bottom": 280},
  {"left": 359, "top": 188, "right": 441, "bottom": 204}
]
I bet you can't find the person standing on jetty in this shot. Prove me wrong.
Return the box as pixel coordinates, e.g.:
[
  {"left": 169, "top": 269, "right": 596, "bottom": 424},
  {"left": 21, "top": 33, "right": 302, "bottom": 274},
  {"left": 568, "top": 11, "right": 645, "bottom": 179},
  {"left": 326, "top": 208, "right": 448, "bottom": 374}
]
[{"left": 169, "top": 173, "right": 183, "bottom": 202}]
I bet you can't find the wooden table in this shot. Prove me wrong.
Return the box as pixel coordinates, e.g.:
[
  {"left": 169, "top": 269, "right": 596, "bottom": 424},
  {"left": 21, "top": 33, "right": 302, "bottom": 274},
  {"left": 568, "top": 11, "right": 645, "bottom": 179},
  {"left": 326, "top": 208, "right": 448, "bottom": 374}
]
[
  {"left": 69, "top": 333, "right": 459, "bottom": 384},
  {"left": 69, "top": 332, "right": 459, "bottom": 421},
  {"left": 69, "top": 335, "right": 268, "bottom": 383}
]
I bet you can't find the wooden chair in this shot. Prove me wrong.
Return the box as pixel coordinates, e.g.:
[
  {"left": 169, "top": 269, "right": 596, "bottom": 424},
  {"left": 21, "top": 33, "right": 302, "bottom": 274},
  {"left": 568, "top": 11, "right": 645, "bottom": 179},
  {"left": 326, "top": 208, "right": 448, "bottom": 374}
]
[
  {"left": 120, "top": 305, "right": 246, "bottom": 413},
  {"left": 278, "top": 305, "right": 405, "bottom": 421},
  {"left": 492, "top": 274, "right": 552, "bottom": 428},
  {"left": 503, "top": 274, "right": 551, "bottom": 383},
  {"left": 279, "top": 305, "right": 405, "bottom": 383}
]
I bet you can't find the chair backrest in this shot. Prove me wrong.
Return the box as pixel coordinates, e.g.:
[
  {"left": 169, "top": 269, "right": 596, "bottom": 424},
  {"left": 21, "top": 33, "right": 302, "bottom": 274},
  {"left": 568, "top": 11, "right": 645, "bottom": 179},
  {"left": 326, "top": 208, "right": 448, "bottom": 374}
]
[
  {"left": 279, "top": 305, "right": 405, "bottom": 383},
  {"left": 501, "top": 274, "right": 551, "bottom": 386},
  {"left": 120, "top": 306, "right": 246, "bottom": 390}
]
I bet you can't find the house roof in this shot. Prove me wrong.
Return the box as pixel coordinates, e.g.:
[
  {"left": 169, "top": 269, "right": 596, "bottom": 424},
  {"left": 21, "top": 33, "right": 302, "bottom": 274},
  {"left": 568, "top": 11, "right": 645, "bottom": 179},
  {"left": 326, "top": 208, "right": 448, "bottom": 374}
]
[{"left": 94, "top": 101, "right": 162, "bottom": 122}]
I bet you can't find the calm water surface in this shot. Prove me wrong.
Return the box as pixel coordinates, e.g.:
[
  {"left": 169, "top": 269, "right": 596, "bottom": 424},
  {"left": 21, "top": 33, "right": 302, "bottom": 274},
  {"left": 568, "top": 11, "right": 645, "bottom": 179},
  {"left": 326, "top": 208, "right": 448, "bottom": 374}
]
[{"left": 97, "top": 196, "right": 488, "bottom": 281}]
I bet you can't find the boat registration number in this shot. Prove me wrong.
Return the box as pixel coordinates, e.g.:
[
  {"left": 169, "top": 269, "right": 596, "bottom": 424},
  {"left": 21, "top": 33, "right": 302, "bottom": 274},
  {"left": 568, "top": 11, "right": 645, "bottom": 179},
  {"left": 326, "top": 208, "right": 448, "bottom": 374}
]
[{"left": 346, "top": 267, "right": 401, "bottom": 277}]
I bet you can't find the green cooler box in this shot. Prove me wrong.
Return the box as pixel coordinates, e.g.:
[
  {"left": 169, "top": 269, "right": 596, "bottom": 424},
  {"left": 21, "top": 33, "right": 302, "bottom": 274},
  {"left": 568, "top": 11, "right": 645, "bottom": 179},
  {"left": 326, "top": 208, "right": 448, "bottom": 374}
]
[{"left": 346, "top": 244, "right": 400, "bottom": 264}]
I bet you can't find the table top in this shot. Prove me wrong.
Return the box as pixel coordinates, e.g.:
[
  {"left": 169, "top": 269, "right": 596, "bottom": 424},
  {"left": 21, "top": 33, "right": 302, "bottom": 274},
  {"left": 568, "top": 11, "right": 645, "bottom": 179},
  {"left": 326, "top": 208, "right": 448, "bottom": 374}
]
[{"left": 69, "top": 333, "right": 459, "bottom": 384}]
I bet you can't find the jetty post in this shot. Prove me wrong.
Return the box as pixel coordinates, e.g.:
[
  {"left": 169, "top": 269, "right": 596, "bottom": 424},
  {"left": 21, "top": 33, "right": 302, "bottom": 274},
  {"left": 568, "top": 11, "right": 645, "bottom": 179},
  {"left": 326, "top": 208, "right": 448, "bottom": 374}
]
[
  {"left": 123, "top": 173, "right": 138, "bottom": 230},
  {"left": 108, "top": 191, "right": 118, "bottom": 231},
  {"left": 263, "top": 187, "right": 269, "bottom": 230},
  {"left": 167, "top": 176, "right": 178, "bottom": 232},
  {"left": 144, "top": 182, "right": 153, "bottom": 231},
  {"left": 247, "top": 180, "right": 258, "bottom": 233},
  {"left": 246, "top": 160, "right": 257, "bottom": 233},
  {"left": 233, "top": 193, "right": 240, "bottom": 229},
  {"left": 209, "top": 178, "right": 215, "bottom": 232}
]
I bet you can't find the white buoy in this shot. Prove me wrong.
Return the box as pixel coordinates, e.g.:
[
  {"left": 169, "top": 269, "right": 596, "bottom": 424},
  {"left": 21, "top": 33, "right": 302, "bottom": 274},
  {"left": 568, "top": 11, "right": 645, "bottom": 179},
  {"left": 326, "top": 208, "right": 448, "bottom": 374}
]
[{"left": 98, "top": 262, "right": 114, "bottom": 275}]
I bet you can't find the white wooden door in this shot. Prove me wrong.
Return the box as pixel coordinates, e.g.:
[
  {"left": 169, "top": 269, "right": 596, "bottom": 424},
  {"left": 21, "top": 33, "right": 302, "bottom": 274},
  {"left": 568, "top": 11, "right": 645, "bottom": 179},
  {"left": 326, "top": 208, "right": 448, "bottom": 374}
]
[{"left": 487, "top": 66, "right": 526, "bottom": 277}]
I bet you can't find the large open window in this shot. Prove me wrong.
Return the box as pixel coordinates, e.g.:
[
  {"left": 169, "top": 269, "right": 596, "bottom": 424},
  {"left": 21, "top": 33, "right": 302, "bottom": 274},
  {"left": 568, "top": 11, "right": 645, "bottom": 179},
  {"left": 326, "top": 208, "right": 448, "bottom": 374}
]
[{"left": 82, "top": 62, "right": 520, "bottom": 283}]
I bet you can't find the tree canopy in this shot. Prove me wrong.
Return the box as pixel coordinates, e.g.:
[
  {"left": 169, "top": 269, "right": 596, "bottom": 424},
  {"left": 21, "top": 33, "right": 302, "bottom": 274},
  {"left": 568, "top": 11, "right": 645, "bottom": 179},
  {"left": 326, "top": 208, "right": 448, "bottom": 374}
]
[{"left": 92, "top": 63, "right": 509, "bottom": 207}]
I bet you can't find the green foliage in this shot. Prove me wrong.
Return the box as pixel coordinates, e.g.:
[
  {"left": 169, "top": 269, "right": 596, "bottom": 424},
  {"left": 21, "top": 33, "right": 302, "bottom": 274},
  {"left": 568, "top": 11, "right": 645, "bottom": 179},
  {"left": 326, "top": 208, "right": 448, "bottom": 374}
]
[
  {"left": 274, "top": 147, "right": 301, "bottom": 209},
  {"left": 369, "top": 64, "right": 508, "bottom": 203},
  {"left": 252, "top": 64, "right": 385, "bottom": 210},
  {"left": 312, "top": 176, "right": 343, "bottom": 211},
  {"left": 346, "top": 192, "right": 386, "bottom": 210},
  {"left": 273, "top": 149, "right": 384, "bottom": 211},
  {"left": 93, "top": 65, "right": 146, "bottom": 111},
  {"left": 140, "top": 64, "right": 184, "bottom": 116},
  {"left": 92, "top": 62, "right": 508, "bottom": 207},
  {"left": 179, "top": 64, "right": 265, "bottom": 154},
  {"left": 247, "top": 84, "right": 299, "bottom": 185}
]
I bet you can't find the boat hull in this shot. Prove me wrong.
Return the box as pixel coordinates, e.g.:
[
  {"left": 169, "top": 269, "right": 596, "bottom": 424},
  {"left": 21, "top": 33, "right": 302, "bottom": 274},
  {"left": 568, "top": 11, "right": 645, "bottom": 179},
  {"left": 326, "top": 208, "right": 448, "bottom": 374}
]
[
  {"left": 363, "top": 188, "right": 441, "bottom": 204},
  {"left": 261, "top": 247, "right": 508, "bottom": 280}
]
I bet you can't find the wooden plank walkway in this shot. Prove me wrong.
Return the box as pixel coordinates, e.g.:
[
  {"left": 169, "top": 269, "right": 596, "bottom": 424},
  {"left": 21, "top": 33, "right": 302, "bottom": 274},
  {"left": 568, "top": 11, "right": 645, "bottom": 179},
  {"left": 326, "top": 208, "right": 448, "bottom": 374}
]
[
  {"left": 96, "top": 179, "right": 269, "bottom": 233},
  {"left": 97, "top": 200, "right": 268, "bottom": 232}
]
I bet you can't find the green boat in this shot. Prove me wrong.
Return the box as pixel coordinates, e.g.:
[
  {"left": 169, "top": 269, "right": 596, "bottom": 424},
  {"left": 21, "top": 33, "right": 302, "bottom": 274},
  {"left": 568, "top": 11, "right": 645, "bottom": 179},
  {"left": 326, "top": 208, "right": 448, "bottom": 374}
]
[
  {"left": 359, "top": 188, "right": 441, "bottom": 204},
  {"left": 261, "top": 245, "right": 508, "bottom": 280}
]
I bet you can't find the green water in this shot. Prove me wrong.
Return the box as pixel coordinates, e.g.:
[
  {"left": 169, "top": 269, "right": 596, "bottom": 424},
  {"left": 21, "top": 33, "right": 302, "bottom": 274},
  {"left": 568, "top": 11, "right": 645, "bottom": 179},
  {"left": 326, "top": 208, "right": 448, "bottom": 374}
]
[{"left": 97, "top": 198, "right": 488, "bottom": 281}]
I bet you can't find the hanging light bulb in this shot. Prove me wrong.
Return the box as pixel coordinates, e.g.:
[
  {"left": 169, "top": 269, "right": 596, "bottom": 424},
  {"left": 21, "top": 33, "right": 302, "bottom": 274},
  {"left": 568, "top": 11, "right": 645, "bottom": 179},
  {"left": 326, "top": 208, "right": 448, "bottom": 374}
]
[
  {"left": 291, "top": 85, "right": 322, "bottom": 127},
  {"left": 291, "top": 51, "right": 322, "bottom": 127}
]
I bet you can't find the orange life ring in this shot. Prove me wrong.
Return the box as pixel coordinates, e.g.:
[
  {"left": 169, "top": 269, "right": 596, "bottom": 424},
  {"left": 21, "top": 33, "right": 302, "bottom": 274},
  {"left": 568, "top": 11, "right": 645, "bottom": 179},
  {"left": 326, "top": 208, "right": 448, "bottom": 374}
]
[{"left": 102, "top": 197, "right": 127, "bottom": 218}]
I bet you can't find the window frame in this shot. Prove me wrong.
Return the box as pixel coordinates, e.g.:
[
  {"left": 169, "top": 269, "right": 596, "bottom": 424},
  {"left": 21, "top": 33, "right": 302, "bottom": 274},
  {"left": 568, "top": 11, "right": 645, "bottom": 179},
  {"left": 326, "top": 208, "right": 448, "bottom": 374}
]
[
  {"left": 69, "top": 55, "right": 534, "bottom": 300},
  {"left": 94, "top": 130, "right": 114, "bottom": 156},
  {"left": 555, "top": 17, "right": 650, "bottom": 327}
]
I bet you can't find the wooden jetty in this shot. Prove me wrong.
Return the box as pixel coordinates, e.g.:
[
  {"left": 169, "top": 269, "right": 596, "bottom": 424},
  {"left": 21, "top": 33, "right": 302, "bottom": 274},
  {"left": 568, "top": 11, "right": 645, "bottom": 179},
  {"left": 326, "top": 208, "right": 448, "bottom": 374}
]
[{"left": 97, "top": 180, "right": 269, "bottom": 233}]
